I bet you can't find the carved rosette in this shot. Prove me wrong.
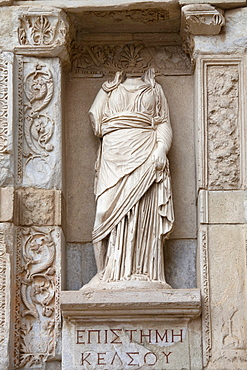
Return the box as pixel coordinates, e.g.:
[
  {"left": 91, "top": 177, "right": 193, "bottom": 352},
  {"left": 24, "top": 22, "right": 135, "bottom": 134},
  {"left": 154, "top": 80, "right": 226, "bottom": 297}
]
[
  {"left": 72, "top": 42, "right": 191, "bottom": 77},
  {"left": 181, "top": 4, "right": 225, "bottom": 59},
  {"left": 14, "top": 227, "right": 61, "bottom": 368},
  {"left": 207, "top": 64, "right": 240, "bottom": 189}
]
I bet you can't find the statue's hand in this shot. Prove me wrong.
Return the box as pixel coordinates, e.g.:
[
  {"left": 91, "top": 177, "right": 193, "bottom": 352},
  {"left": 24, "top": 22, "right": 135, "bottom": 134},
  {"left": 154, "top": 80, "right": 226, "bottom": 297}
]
[
  {"left": 153, "top": 143, "right": 167, "bottom": 170},
  {"left": 153, "top": 143, "right": 167, "bottom": 182}
]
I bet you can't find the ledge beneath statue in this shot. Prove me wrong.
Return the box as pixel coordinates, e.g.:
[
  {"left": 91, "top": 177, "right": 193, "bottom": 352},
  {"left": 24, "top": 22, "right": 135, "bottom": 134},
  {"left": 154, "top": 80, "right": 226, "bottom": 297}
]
[
  {"left": 61, "top": 289, "right": 202, "bottom": 369},
  {"left": 61, "top": 288, "right": 201, "bottom": 323}
]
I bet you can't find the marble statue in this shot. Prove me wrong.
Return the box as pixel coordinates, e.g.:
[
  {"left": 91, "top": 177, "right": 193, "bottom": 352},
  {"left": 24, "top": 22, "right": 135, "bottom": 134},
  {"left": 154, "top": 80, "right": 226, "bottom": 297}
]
[{"left": 87, "top": 68, "right": 174, "bottom": 289}]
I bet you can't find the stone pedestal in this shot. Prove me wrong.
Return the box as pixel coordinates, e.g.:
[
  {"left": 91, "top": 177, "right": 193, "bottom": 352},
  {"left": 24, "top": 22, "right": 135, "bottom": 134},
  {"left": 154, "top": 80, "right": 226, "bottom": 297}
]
[{"left": 61, "top": 289, "right": 201, "bottom": 369}]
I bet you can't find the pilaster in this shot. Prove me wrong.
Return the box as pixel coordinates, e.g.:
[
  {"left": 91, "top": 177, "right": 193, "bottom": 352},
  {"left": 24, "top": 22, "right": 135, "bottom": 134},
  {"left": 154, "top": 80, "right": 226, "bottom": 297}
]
[
  {"left": 180, "top": 5, "right": 247, "bottom": 369},
  {"left": 0, "top": 5, "right": 70, "bottom": 369}
]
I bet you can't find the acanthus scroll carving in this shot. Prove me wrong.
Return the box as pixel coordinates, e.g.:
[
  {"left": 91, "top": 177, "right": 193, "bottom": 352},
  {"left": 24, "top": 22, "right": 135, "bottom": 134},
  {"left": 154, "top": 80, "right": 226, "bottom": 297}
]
[
  {"left": 23, "top": 63, "right": 55, "bottom": 165},
  {"left": 14, "top": 227, "right": 60, "bottom": 368}
]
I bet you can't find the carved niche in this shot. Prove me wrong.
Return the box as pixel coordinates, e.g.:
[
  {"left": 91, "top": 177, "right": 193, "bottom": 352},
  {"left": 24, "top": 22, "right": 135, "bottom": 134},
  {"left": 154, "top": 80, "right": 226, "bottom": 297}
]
[
  {"left": 14, "top": 227, "right": 61, "bottom": 368},
  {"left": 72, "top": 42, "right": 192, "bottom": 77}
]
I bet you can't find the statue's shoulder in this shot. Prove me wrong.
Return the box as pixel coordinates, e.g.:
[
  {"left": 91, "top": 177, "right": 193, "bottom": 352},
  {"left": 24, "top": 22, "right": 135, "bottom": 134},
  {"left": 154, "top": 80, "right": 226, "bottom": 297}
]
[{"left": 102, "top": 71, "right": 125, "bottom": 93}]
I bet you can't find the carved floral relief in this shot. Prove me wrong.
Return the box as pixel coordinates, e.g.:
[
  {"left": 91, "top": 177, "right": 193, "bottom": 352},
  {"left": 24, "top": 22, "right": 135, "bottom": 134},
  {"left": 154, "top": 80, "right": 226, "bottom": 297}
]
[
  {"left": 18, "top": 14, "right": 68, "bottom": 48},
  {"left": 14, "top": 227, "right": 61, "bottom": 368},
  {"left": 72, "top": 42, "right": 192, "bottom": 76},
  {"left": 207, "top": 65, "right": 240, "bottom": 189},
  {"left": 17, "top": 58, "right": 60, "bottom": 186}
]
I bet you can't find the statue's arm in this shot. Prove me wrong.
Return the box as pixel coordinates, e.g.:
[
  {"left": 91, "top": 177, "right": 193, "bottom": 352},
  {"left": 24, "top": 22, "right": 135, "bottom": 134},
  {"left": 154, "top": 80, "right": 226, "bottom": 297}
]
[
  {"left": 153, "top": 85, "right": 172, "bottom": 171},
  {"left": 89, "top": 88, "right": 108, "bottom": 137},
  {"left": 156, "top": 85, "right": 172, "bottom": 154}
]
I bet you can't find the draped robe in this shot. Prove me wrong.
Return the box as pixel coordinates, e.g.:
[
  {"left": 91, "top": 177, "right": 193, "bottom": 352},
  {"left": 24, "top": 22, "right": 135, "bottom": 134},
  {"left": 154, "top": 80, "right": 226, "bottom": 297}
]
[{"left": 89, "top": 73, "right": 174, "bottom": 284}]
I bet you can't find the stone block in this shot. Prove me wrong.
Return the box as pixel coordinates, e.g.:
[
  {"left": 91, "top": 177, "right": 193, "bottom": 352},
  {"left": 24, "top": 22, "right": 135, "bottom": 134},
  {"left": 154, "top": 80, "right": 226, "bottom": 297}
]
[
  {"left": 199, "top": 190, "right": 247, "bottom": 224},
  {"left": 199, "top": 224, "right": 247, "bottom": 369},
  {"left": 165, "top": 239, "right": 197, "bottom": 289},
  {"left": 194, "top": 7, "right": 247, "bottom": 55},
  {"left": 61, "top": 289, "right": 201, "bottom": 370},
  {"left": 0, "top": 187, "right": 14, "bottom": 222},
  {"left": 15, "top": 188, "right": 61, "bottom": 226}
]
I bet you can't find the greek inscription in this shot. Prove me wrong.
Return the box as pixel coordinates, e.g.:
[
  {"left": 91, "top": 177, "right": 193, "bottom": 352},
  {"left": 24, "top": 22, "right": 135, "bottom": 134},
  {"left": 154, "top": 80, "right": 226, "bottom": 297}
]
[
  {"left": 110, "top": 329, "right": 122, "bottom": 344},
  {"left": 127, "top": 352, "right": 139, "bottom": 366}
]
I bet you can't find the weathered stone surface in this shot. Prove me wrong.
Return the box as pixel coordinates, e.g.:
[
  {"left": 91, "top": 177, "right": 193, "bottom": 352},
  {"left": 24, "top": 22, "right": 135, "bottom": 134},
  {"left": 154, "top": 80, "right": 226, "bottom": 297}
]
[
  {"left": 0, "top": 187, "right": 14, "bottom": 222},
  {"left": 0, "top": 223, "right": 14, "bottom": 370},
  {"left": 199, "top": 190, "right": 247, "bottom": 225},
  {"left": 66, "top": 243, "right": 97, "bottom": 290},
  {"left": 165, "top": 239, "right": 197, "bottom": 289},
  {"left": 15, "top": 188, "right": 61, "bottom": 226},
  {"left": 195, "top": 56, "right": 244, "bottom": 191},
  {"left": 205, "top": 225, "right": 247, "bottom": 369},
  {"left": 194, "top": 7, "right": 247, "bottom": 55}
]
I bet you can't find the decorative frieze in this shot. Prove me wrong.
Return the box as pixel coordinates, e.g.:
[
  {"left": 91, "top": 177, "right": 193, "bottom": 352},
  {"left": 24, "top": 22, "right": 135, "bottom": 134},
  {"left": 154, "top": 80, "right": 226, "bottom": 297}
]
[
  {"left": 14, "top": 227, "right": 62, "bottom": 368},
  {"left": 72, "top": 42, "right": 192, "bottom": 77},
  {"left": 83, "top": 9, "right": 170, "bottom": 24},
  {"left": 15, "top": 188, "right": 61, "bottom": 226}
]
